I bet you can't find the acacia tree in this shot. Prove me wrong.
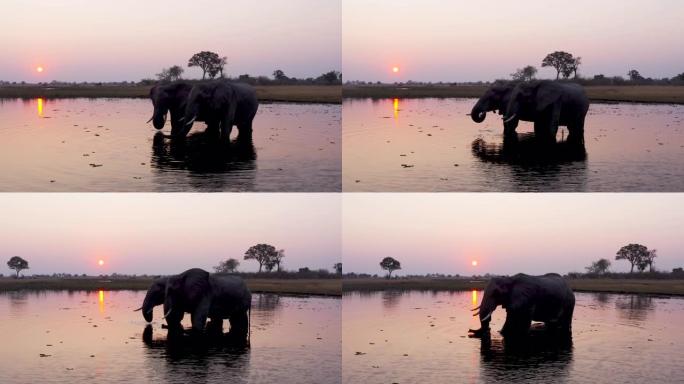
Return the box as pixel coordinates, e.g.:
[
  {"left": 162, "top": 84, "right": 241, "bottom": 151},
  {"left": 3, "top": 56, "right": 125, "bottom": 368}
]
[
  {"left": 585, "top": 258, "right": 611, "bottom": 274},
  {"left": 541, "top": 51, "right": 575, "bottom": 80},
  {"left": 7, "top": 256, "right": 29, "bottom": 278},
  {"left": 214, "top": 258, "right": 240, "bottom": 273},
  {"left": 188, "top": 51, "right": 222, "bottom": 80},
  {"left": 510, "top": 65, "right": 537, "bottom": 81},
  {"left": 615, "top": 243, "right": 651, "bottom": 273},
  {"left": 244, "top": 243, "right": 278, "bottom": 273},
  {"left": 379, "top": 257, "right": 401, "bottom": 278}
]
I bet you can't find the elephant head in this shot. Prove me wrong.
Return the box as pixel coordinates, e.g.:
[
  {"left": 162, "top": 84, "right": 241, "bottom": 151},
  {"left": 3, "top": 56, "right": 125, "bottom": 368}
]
[
  {"left": 163, "top": 268, "right": 211, "bottom": 328},
  {"left": 503, "top": 81, "right": 562, "bottom": 127},
  {"left": 469, "top": 276, "right": 515, "bottom": 337},
  {"left": 148, "top": 82, "right": 192, "bottom": 133},
  {"left": 135, "top": 277, "right": 167, "bottom": 323},
  {"left": 470, "top": 82, "right": 515, "bottom": 123},
  {"left": 181, "top": 82, "right": 237, "bottom": 138}
]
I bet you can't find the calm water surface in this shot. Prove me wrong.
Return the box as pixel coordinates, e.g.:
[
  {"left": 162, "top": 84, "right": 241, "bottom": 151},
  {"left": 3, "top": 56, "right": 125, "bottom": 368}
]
[
  {"left": 0, "top": 98, "right": 341, "bottom": 191},
  {"left": 343, "top": 290, "right": 684, "bottom": 384},
  {"left": 0, "top": 290, "right": 340, "bottom": 384},
  {"left": 343, "top": 98, "right": 684, "bottom": 191}
]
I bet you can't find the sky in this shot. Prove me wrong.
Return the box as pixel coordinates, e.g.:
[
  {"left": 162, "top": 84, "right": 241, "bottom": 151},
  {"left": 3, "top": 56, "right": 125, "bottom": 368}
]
[
  {"left": 343, "top": 0, "right": 684, "bottom": 82},
  {"left": 0, "top": 194, "right": 340, "bottom": 275},
  {"left": 0, "top": 0, "right": 340, "bottom": 82},
  {"left": 343, "top": 194, "right": 683, "bottom": 276}
]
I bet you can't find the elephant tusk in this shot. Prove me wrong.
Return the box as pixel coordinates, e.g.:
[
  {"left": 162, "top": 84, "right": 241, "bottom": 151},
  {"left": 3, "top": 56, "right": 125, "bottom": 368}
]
[
  {"left": 481, "top": 312, "right": 492, "bottom": 322},
  {"left": 473, "top": 311, "right": 480, "bottom": 317},
  {"left": 185, "top": 116, "right": 196, "bottom": 126},
  {"left": 178, "top": 117, "right": 185, "bottom": 122},
  {"left": 162, "top": 308, "right": 172, "bottom": 319},
  {"left": 133, "top": 306, "right": 143, "bottom": 312},
  {"left": 503, "top": 114, "right": 517, "bottom": 124},
  {"left": 146, "top": 117, "right": 153, "bottom": 124},
  {"left": 471, "top": 305, "right": 480, "bottom": 311}
]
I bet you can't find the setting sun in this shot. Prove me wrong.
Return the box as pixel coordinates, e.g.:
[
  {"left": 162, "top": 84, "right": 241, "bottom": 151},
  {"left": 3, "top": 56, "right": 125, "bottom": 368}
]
[
  {"left": 98, "top": 259, "right": 104, "bottom": 266},
  {"left": 471, "top": 260, "right": 478, "bottom": 267},
  {"left": 392, "top": 66, "right": 399, "bottom": 73},
  {"left": 36, "top": 66, "right": 43, "bottom": 73}
]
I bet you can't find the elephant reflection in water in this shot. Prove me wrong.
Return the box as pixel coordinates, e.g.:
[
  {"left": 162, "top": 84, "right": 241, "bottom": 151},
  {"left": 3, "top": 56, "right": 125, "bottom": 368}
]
[
  {"left": 151, "top": 130, "right": 257, "bottom": 182},
  {"left": 472, "top": 133, "right": 587, "bottom": 165}
]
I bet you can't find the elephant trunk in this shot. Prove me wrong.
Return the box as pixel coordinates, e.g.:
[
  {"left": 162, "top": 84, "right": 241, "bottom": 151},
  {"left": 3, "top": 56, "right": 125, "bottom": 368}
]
[
  {"left": 152, "top": 107, "right": 167, "bottom": 130},
  {"left": 141, "top": 296, "right": 154, "bottom": 323},
  {"left": 470, "top": 100, "right": 488, "bottom": 123},
  {"left": 476, "top": 293, "right": 498, "bottom": 329}
]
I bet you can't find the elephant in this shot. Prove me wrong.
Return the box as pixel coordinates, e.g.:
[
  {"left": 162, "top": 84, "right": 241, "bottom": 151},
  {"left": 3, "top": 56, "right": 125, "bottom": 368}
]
[
  {"left": 468, "top": 273, "right": 575, "bottom": 339},
  {"left": 136, "top": 268, "right": 252, "bottom": 341},
  {"left": 502, "top": 80, "right": 589, "bottom": 144},
  {"left": 180, "top": 80, "right": 259, "bottom": 142},
  {"left": 148, "top": 81, "right": 207, "bottom": 136},
  {"left": 470, "top": 81, "right": 523, "bottom": 135}
]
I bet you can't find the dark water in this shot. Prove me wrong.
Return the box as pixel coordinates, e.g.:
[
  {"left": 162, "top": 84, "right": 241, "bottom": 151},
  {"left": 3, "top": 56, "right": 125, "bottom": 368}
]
[
  {"left": 343, "top": 98, "right": 684, "bottom": 191},
  {"left": 0, "top": 290, "right": 340, "bottom": 384},
  {"left": 343, "top": 290, "right": 684, "bottom": 384},
  {"left": 0, "top": 98, "right": 341, "bottom": 191}
]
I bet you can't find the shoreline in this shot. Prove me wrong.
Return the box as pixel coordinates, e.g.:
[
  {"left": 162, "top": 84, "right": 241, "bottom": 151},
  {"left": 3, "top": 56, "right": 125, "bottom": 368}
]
[
  {"left": 342, "top": 278, "right": 684, "bottom": 296},
  {"left": 0, "top": 85, "right": 342, "bottom": 104},
  {"left": 342, "top": 85, "right": 684, "bottom": 104},
  {"left": 0, "top": 277, "right": 342, "bottom": 297}
]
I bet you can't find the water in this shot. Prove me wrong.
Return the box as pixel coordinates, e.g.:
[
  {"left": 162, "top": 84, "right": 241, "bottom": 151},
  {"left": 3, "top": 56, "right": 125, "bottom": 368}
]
[
  {"left": 342, "top": 290, "right": 684, "bottom": 384},
  {"left": 0, "top": 98, "right": 341, "bottom": 192},
  {"left": 343, "top": 98, "right": 684, "bottom": 191},
  {"left": 0, "top": 290, "right": 340, "bottom": 384}
]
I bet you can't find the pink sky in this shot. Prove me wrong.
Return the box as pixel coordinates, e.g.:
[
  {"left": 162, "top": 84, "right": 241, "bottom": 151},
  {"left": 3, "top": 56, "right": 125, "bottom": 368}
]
[
  {"left": 0, "top": 0, "right": 340, "bottom": 82},
  {"left": 343, "top": 194, "right": 683, "bottom": 275},
  {"left": 0, "top": 194, "right": 340, "bottom": 275},
  {"left": 343, "top": 0, "right": 684, "bottom": 82}
]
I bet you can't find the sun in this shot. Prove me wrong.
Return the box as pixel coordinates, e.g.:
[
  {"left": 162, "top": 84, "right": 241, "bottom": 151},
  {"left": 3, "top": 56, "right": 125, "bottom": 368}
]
[
  {"left": 471, "top": 260, "right": 478, "bottom": 267},
  {"left": 392, "top": 66, "right": 400, "bottom": 73},
  {"left": 36, "top": 66, "right": 44, "bottom": 73},
  {"left": 98, "top": 259, "right": 104, "bottom": 266}
]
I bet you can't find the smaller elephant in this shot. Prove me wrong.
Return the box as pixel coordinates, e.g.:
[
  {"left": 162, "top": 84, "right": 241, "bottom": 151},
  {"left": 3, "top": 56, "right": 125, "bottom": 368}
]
[
  {"left": 148, "top": 82, "right": 207, "bottom": 136},
  {"left": 136, "top": 268, "right": 251, "bottom": 340},
  {"left": 469, "top": 273, "right": 575, "bottom": 339},
  {"left": 503, "top": 81, "right": 589, "bottom": 144},
  {"left": 180, "top": 81, "right": 259, "bottom": 142}
]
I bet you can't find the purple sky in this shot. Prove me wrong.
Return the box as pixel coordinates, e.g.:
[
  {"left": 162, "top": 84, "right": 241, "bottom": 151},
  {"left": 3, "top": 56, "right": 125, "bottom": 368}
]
[
  {"left": 343, "top": 194, "right": 683, "bottom": 276},
  {"left": 343, "top": 0, "right": 684, "bottom": 82},
  {"left": 1, "top": 194, "right": 340, "bottom": 275},
  {"left": 0, "top": 0, "right": 340, "bottom": 82}
]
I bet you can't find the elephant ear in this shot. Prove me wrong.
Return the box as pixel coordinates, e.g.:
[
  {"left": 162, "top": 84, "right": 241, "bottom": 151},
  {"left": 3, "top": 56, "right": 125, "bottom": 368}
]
[
  {"left": 181, "top": 269, "right": 211, "bottom": 306},
  {"left": 535, "top": 83, "right": 562, "bottom": 112},
  {"left": 507, "top": 279, "right": 536, "bottom": 313},
  {"left": 210, "top": 83, "right": 236, "bottom": 112}
]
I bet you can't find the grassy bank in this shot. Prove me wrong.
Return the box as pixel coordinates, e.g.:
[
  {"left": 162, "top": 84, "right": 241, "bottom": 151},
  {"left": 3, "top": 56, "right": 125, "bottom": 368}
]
[
  {"left": 0, "top": 85, "right": 341, "bottom": 104},
  {"left": 343, "top": 277, "right": 684, "bottom": 296},
  {"left": 0, "top": 277, "right": 341, "bottom": 296},
  {"left": 342, "top": 85, "right": 684, "bottom": 104}
]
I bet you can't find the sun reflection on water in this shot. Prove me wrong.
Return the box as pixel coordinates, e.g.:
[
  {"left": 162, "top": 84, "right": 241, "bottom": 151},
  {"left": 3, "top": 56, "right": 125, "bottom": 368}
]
[
  {"left": 98, "top": 290, "right": 105, "bottom": 313},
  {"left": 472, "top": 289, "right": 478, "bottom": 306},
  {"left": 393, "top": 98, "right": 399, "bottom": 119},
  {"left": 36, "top": 98, "right": 43, "bottom": 117}
]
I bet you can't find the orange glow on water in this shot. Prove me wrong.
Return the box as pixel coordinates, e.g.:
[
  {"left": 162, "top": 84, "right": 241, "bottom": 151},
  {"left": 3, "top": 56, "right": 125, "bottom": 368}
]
[
  {"left": 36, "top": 98, "right": 43, "bottom": 117},
  {"left": 393, "top": 98, "right": 399, "bottom": 118},
  {"left": 98, "top": 290, "right": 105, "bottom": 313},
  {"left": 472, "top": 289, "right": 478, "bottom": 305}
]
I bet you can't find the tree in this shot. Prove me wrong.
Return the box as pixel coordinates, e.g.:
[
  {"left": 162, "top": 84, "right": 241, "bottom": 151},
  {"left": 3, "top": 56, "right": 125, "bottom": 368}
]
[
  {"left": 333, "top": 262, "right": 342, "bottom": 275},
  {"left": 188, "top": 51, "right": 222, "bottom": 80},
  {"left": 510, "top": 65, "right": 537, "bottom": 81},
  {"left": 379, "top": 257, "right": 401, "bottom": 278},
  {"left": 638, "top": 249, "right": 657, "bottom": 272},
  {"left": 627, "top": 69, "right": 644, "bottom": 81},
  {"left": 567, "top": 56, "right": 582, "bottom": 79},
  {"left": 7, "top": 256, "right": 29, "bottom": 278},
  {"left": 216, "top": 57, "right": 227, "bottom": 78},
  {"left": 214, "top": 258, "right": 240, "bottom": 273},
  {"left": 673, "top": 73, "right": 684, "bottom": 81},
  {"left": 244, "top": 243, "right": 278, "bottom": 273},
  {"left": 273, "top": 69, "right": 287, "bottom": 81},
  {"left": 615, "top": 243, "right": 651, "bottom": 273},
  {"left": 317, "top": 70, "right": 342, "bottom": 84},
  {"left": 541, "top": 51, "right": 575, "bottom": 80},
  {"left": 268, "top": 249, "right": 285, "bottom": 272},
  {"left": 585, "top": 258, "right": 611, "bottom": 274},
  {"left": 167, "top": 65, "right": 184, "bottom": 81}
]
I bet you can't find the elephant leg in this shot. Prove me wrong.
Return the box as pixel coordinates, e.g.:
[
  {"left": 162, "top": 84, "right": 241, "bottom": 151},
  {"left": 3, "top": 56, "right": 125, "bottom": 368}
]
[
  {"left": 228, "top": 311, "right": 249, "bottom": 341},
  {"left": 206, "top": 318, "right": 223, "bottom": 337},
  {"left": 237, "top": 121, "right": 253, "bottom": 141},
  {"left": 190, "top": 297, "right": 211, "bottom": 334},
  {"left": 501, "top": 309, "right": 532, "bottom": 338},
  {"left": 567, "top": 117, "right": 585, "bottom": 145},
  {"left": 220, "top": 118, "right": 234, "bottom": 142},
  {"left": 503, "top": 120, "right": 518, "bottom": 137}
]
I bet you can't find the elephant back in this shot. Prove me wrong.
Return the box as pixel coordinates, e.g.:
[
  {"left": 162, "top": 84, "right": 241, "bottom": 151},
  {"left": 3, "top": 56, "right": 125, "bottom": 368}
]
[{"left": 209, "top": 274, "right": 252, "bottom": 316}]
